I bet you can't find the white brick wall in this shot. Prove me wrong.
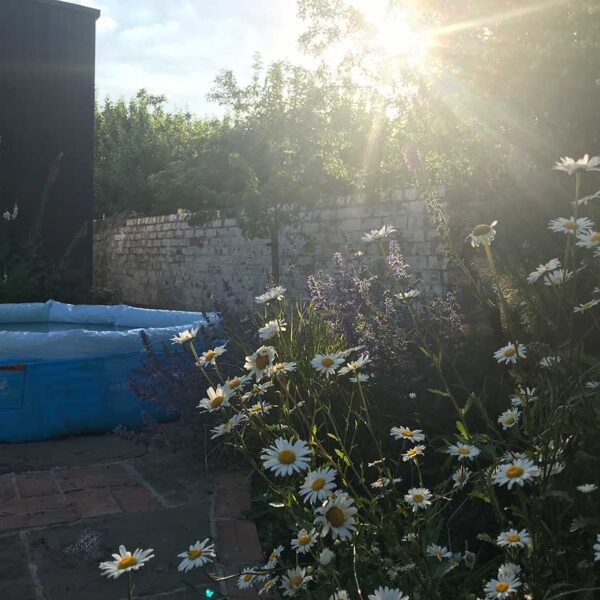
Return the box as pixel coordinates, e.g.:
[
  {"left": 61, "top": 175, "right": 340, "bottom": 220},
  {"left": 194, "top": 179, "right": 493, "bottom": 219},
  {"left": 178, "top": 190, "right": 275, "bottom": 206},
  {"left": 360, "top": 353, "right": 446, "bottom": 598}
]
[{"left": 93, "top": 188, "right": 450, "bottom": 311}]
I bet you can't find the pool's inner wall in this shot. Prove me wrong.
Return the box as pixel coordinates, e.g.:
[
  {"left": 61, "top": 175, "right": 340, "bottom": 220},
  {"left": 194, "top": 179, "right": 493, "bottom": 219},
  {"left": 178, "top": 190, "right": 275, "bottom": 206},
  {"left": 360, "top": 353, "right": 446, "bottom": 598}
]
[{"left": 0, "top": 300, "right": 217, "bottom": 442}]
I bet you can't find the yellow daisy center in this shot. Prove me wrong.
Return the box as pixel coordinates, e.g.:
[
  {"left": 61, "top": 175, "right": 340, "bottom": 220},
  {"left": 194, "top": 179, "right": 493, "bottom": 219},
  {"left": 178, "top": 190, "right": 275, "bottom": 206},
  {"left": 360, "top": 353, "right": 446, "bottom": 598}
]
[
  {"left": 228, "top": 379, "right": 241, "bottom": 389},
  {"left": 188, "top": 548, "right": 203, "bottom": 560},
  {"left": 472, "top": 224, "right": 492, "bottom": 237},
  {"left": 321, "top": 357, "right": 335, "bottom": 367},
  {"left": 412, "top": 493, "right": 424, "bottom": 503},
  {"left": 255, "top": 355, "right": 270, "bottom": 370},
  {"left": 291, "top": 575, "right": 304, "bottom": 587},
  {"left": 592, "top": 232, "right": 600, "bottom": 241},
  {"left": 299, "top": 534, "right": 312, "bottom": 546},
  {"left": 311, "top": 477, "right": 326, "bottom": 491},
  {"left": 249, "top": 404, "right": 262, "bottom": 413},
  {"left": 118, "top": 555, "right": 138, "bottom": 570},
  {"left": 458, "top": 447, "right": 470, "bottom": 455},
  {"left": 504, "top": 416, "right": 515, "bottom": 424},
  {"left": 582, "top": 301, "right": 594, "bottom": 310},
  {"left": 210, "top": 394, "right": 225, "bottom": 408},
  {"left": 564, "top": 221, "right": 576, "bottom": 229},
  {"left": 506, "top": 533, "right": 521, "bottom": 543},
  {"left": 274, "top": 363, "right": 285, "bottom": 370},
  {"left": 278, "top": 449, "right": 296, "bottom": 464},
  {"left": 506, "top": 465, "right": 524, "bottom": 479},
  {"left": 496, "top": 581, "right": 510, "bottom": 593},
  {"left": 204, "top": 350, "right": 217, "bottom": 361},
  {"left": 504, "top": 347, "right": 516, "bottom": 357},
  {"left": 402, "top": 429, "right": 413, "bottom": 437},
  {"left": 326, "top": 506, "right": 346, "bottom": 528},
  {"left": 243, "top": 573, "right": 253, "bottom": 582},
  {"left": 269, "top": 550, "right": 278, "bottom": 561}
]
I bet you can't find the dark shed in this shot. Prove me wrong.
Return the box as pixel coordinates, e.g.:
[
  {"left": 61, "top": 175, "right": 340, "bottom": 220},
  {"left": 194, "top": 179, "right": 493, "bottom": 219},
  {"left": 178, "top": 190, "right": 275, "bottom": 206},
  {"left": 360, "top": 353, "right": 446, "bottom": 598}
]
[{"left": 0, "top": 0, "right": 99, "bottom": 298}]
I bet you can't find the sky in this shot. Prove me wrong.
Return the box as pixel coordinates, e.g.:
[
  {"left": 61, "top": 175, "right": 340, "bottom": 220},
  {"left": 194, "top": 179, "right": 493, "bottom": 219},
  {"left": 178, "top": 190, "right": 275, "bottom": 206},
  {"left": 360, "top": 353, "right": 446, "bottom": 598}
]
[{"left": 70, "top": 0, "right": 307, "bottom": 117}]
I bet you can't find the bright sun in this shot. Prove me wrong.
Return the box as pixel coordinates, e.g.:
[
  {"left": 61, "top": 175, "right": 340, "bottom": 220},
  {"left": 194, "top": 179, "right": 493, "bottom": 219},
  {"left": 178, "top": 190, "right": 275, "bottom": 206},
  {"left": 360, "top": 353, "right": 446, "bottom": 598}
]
[{"left": 352, "top": 1, "right": 433, "bottom": 67}]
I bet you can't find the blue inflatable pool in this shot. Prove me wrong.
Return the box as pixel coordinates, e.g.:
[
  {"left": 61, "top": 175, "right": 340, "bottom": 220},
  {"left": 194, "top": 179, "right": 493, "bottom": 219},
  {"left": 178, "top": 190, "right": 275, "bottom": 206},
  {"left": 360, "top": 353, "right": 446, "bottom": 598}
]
[{"left": 0, "top": 301, "right": 217, "bottom": 442}]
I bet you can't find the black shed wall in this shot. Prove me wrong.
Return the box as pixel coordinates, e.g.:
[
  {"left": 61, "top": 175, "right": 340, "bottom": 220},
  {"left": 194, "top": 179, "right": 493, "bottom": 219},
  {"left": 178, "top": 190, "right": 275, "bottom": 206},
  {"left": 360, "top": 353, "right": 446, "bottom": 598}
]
[{"left": 0, "top": 0, "right": 98, "bottom": 298}]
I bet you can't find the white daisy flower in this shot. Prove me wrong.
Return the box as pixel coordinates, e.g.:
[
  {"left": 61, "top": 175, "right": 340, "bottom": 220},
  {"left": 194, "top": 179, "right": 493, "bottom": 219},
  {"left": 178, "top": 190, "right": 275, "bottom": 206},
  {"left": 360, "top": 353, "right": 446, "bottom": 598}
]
[
  {"left": 426, "top": 544, "right": 453, "bottom": 560},
  {"left": 224, "top": 374, "right": 250, "bottom": 393},
  {"left": 313, "top": 491, "right": 358, "bottom": 540},
  {"left": 452, "top": 466, "right": 472, "bottom": 489},
  {"left": 540, "top": 355, "right": 561, "bottom": 368},
  {"left": 281, "top": 566, "right": 312, "bottom": 597},
  {"left": 349, "top": 373, "right": 370, "bottom": 383},
  {"left": 497, "top": 529, "right": 530, "bottom": 549},
  {"left": 371, "top": 476, "right": 391, "bottom": 489},
  {"left": 368, "top": 586, "right": 409, "bottom": 600},
  {"left": 329, "top": 591, "right": 349, "bottom": 600},
  {"left": 319, "top": 547, "right": 335, "bottom": 566},
  {"left": 311, "top": 353, "right": 344, "bottom": 376},
  {"left": 258, "top": 319, "right": 287, "bottom": 341},
  {"left": 408, "top": 392, "right": 417, "bottom": 399},
  {"left": 498, "top": 408, "right": 521, "bottom": 430},
  {"left": 238, "top": 568, "right": 257, "bottom": 589},
  {"left": 543, "top": 269, "right": 573, "bottom": 286},
  {"left": 402, "top": 444, "right": 425, "bottom": 462},
  {"left": 576, "top": 230, "right": 600, "bottom": 249},
  {"left": 99, "top": 545, "right": 154, "bottom": 579},
  {"left": 265, "top": 545, "right": 284, "bottom": 569},
  {"left": 548, "top": 216, "right": 593, "bottom": 235},
  {"left": 553, "top": 154, "right": 600, "bottom": 175},
  {"left": 577, "top": 483, "right": 597, "bottom": 493},
  {"left": 397, "top": 289, "right": 421, "bottom": 301},
  {"left": 299, "top": 468, "right": 337, "bottom": 504},
  {"left": 362, "top": 224, "right": 397, "bottom": 242},
  {"left": 466, "top": 221, "right": 497, "bottom": 248},
  {"left": 242, "top": 382, "right": 274, "bottom": 399},
  {"left": 492, "top": 458, "right": 540, "bottom": 489},
  {"left": 484, "top": 572, "right": 521, "bottom": 599},
  {"left": 261, "top": 438, "right": 311, "bottom": 477},
  {"left": 548, "top": 461, "right": 565, "bottom": 476},
  {"left": 291, "top": 528, "right": 318, "bottom": 554},
  {"left": 247, "top": 401, "right": 274, "bottom": 416},
  {"left": 390, "top": 426, "right": 425, "bottom": 442},
  {"left": 244, "top": 346, "right": 277, "bottom": 380},
  {"left": 171, "top": 326, "right": 199, "bottom": 344},
  {"left": 255, "top": 285, "right": 286, "bottom": 304},
  {"left": 259, "top": 577, "right": 279, "bottom": 595},
  {"left": 196, "top": 344, "right": 227, "bottom": 367},
  {"left": 177, "top": 539, "right": 216, "bottom": 572},
  {"left": 198, "top": 385, "right": 232, "bottom": 413},
  {"left": 447, "top": 443, "right": 481, "bottom": 462},
  {"left": 404, "top": 487, "right": 432, "bottom": 512},
  {"left": 270, "top": 361, "right": 297, "bottom": 376},
  {"left": 498, "top": 562, "right": 521, "bottom": 578},
  {"left": 594, "top": 534, "right": 600, "bottom": 561},
  {"left": 493, "top": 342, "right": 526, "bottom": 365},
  {"left": 210, "top": 412, "right": 247, "bottom": 439},
  {"left": 510, "top": 387, "right": 538, "bottom": 407},
  {"left": 339, "top": 352, "right": 371, "bottom": 375},
  {"left": 574, "top": 299, "right": 600, "bottom": 313},
  {"left": 526, "top": 258, "right": 561, "bottom": 284},
  {"left": 585, "top": 380, "right": 600, "bottom": 390}
]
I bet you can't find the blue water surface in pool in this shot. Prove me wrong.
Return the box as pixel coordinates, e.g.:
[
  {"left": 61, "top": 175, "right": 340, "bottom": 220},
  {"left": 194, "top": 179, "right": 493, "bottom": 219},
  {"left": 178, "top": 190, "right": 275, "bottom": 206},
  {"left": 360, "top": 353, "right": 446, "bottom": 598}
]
[{"left": 0, "top": 322, "right": 136, "bottom": 333}]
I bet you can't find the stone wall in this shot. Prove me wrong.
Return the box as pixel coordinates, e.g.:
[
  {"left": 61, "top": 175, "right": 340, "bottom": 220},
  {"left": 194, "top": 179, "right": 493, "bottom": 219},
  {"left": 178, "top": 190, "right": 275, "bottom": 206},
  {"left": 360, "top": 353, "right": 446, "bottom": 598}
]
[{"left": 93, "top": 187, "right": 449, "bottom": 311}]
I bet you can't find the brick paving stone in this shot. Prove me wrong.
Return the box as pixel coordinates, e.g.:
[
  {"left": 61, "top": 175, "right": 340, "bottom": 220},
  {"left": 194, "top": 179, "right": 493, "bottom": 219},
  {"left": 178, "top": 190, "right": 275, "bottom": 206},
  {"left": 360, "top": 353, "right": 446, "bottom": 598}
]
[
  {"left": 0, "top": 535, "right": 36, "bottom": 599},
  {"left": 212, "top": 472, "right": 252, "bottom": 519},
  {"left": 110, "top": 485, "right": 159, "bottom": 512},
  {"left": 15, "top": 471, "right": 60, "bottom": 498},
  {"left": 53, "top": 463, "right": 134, "bottom": 492},
  {"left": 0, "top": 506, "right": 77, "bottom": 532},
  {"left": 67, "top": 488, "right": 121, "bottom": 519},
  {"left": 0, "top": 473, "right": 17, "bottom": 502},
  {"left": 214, "top": 519, "right": 263, "bottom": 565},
  {"left": 0, "top": 493, "right": 70, "bottom": 516}
]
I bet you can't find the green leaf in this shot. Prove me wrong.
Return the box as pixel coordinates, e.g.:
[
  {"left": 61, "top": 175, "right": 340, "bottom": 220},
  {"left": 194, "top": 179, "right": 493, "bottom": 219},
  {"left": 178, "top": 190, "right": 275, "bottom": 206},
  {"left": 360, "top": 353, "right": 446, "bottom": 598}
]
[
  {"left": 427, "top": 388, "right": 450, "bottom": 398},
  {"left": 334, "top": 448, "right": 351, "bottom": 466},
  {"left": 456, "top": 420, "right": 469, "bottom": 439},
  {"left": 469, "top": 490, "right": 491, "bottom": 504},
  {"left": 476, "top": 532, "right": 495, "bottom": 544}
]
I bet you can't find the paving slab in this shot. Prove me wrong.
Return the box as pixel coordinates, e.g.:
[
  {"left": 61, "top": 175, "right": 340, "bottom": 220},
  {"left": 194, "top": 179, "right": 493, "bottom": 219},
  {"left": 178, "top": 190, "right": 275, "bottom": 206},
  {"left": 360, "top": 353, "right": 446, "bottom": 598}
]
[
  {"left": 26, "top": 505, "right": 212, "bottom": 600},
  {"left": 0, "top": 535, "right": 36, "bottom": 599}
]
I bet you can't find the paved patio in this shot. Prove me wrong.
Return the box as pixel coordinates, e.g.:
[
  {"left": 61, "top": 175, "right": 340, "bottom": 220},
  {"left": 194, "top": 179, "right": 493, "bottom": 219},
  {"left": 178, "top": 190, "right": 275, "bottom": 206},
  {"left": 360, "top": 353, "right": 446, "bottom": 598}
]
[{"left": 0, "top": 430, "right": 262, "bottom": 600}]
